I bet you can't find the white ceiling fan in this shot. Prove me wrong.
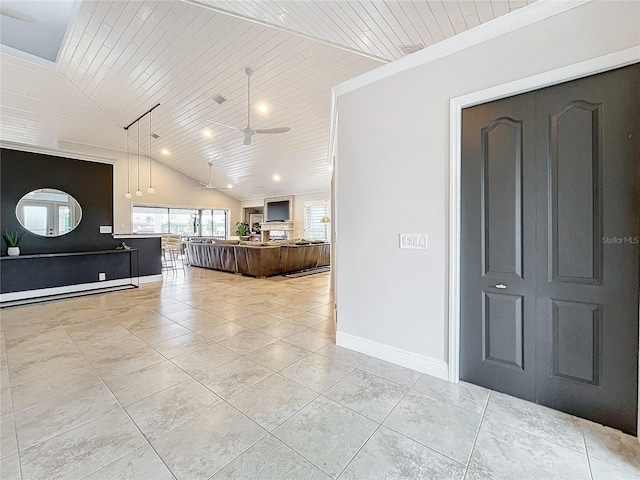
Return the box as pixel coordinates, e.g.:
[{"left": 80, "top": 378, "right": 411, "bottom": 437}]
[
  {"left": 197, "top": 158, "right": 233, "bottom": 190},
  {"left": 209, "top": 67, "right": 291, "bottom": 145}
]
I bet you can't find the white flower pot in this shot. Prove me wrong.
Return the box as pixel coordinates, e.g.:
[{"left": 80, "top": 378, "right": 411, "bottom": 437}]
[{"left": 7, "top": 246, "right": 19, "bottom": 256}]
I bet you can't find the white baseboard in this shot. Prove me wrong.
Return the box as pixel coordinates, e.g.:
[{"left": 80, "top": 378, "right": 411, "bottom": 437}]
[
  {"left": 0, "top": 278, "right": 136, "bottom": 302},
  {"left": 139, "top": 274, "right": 163, "bottom": 284},
  {"left": 336, "top": 331, "right": 449, "bottom": 381}
]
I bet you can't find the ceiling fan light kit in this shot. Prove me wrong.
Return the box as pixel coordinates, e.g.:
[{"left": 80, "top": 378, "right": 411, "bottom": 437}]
[{"left": 209, "top": 67, "right": 291, "bottom": 146}]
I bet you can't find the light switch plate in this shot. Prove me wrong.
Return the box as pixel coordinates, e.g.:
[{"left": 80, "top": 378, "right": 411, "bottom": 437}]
[
  {"left": 99, "top": 226, "right": 112, "bottom": 234},
  {"left": 400, "top": 233, "right": 427, "bottom": 250}
]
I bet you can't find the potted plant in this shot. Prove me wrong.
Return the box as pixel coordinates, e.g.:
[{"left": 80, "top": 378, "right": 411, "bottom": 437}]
[
  {"left": 3, "top": 231, "right": 24, "bottom": 256},
  {"left": 235, "top": 221, "right": 251, "bottom": 240}
]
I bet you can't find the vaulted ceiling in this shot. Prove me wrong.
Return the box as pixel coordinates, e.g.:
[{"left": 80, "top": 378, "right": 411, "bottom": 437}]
[{"left": 0, "top": 0, "right": 535, "bottom": 201}]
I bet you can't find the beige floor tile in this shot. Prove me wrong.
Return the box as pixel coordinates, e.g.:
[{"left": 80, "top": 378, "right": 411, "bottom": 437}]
[
  {"left": 212, "top": 435, "right": 330, "bottom": 480},
  {"left": 170, "top": 343, "right": 239, "bottom": 376},
  {"left": 234, "top": 312, "right": 280, "bottom": 329},
  {"left": 14, "top": 383, "right": 120, "bottom": 450},
  {"left": 197, "top": 357, "right": 273, "bottom": 399},
  {"left": 9, "top": 363, "right": 102, "bottom": 411},
  {"left": 280, "top": 353, "right": 354, "bottom": 393},
  {"left": 412, "top": 374, "right": 489, "bottom": 415},
  {"left": 20, "top": 408, "right": 147, "bottom": 480},
  {"left": 151, "top": 402, "right": 267, "bottom": 480},
  {"left": 282, "top": 329, "right": 333, "bottom": 352},
  {"left": 0, "top": 453, "right": 20, "bottom": 480},
  {"left": 0, "top": 413, "right": 17, "bottom": 459},
  {"left": 79, "top": 334, "right": 148, "bottom": 361},
  {"left": 357, "top": 357, "right": 421, "bottom": 387},
  {"left": 220, "top": 330, "right": 278, "bottom": 355},
  {"left": 581, "top": 418, "right": 640, "bottom": 472},
  {"left": 131, "top": 323, "right": 192, "bottom": 345},
  {"left": 151, "top": 332, "right": 214, "bottom": 359},
  {"left": 8, "top": 348, "right": 90, "bottom": 387},
  {"left": 468, "top": 419, "right": 590, "bottom": 479},
  {"left": 245, "top": 341, "right": 312, "bottom": 371},
  {"left": 84, "top": 445, "right": 175, "bottom": 480},
  {"left": 105, "top": 360, "right": 192, "bottom": 406},
  {"left": 384, "top": 389, "right": 481, "bottom": 465},
  {"left": 273, "top": 396, "right": 378, "bottom": 478},
  {"left": 126, "top": 378, "right": 222, "bottom": 440},
  {"left": 228, "top": 374, "right": 318, "bottom": 431},
  {"left": 201, "top": 322, "right": 251, "bottom": 342},
  {"left": 91, "top": 346, "right": 165, "bottom": 381}
]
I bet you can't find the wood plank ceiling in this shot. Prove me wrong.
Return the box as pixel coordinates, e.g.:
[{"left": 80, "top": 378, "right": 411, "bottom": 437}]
[{"left": 0, "top": 0, "right": 535, "bottom": 201}]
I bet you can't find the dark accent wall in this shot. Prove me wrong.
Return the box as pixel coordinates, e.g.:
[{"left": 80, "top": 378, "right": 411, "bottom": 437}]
[
  {"left": 1, "top": 148, "right": 115, "bottom": 255},
  {"left": 0, "top": 148, "right": 161, "bottom": 293}
]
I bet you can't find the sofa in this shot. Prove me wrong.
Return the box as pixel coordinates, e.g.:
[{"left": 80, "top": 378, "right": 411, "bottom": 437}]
[{"left": 186, "top": 241, "right": 330, "bottom": 278}]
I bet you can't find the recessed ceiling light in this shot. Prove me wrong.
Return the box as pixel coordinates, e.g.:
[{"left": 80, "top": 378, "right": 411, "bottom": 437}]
[
  {"left": 272, "top": 174, "right": 281, "bottom": 182},
  {"left": 203, "top": 129, "right": 212, "bottom": 137},
  {"left": 257, "top": 104, "right": 268, "bottom": 113},
  {"left": 227, "top": 184, "right": 233, "bottom": 189},
  {"left": 161, "top": 149, "right": 170, "bottom": 155}
]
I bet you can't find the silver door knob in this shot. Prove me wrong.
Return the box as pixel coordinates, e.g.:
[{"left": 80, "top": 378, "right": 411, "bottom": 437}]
[{"left": 495, "top": 284, "right": 507, "bottom": 289}]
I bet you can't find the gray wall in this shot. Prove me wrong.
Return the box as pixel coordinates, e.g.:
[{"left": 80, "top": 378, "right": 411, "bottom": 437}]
[{"left": 334, "top": 1, "right": 640, "bottom": 371}]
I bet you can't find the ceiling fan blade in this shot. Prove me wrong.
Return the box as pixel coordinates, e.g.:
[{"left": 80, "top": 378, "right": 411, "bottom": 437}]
[
  {"left": 208, "top": 120, "right": 243, "bottom": 132},
  {"left": 0, "top": 8, "right": 37, "bottom": 23},
  {"left": 244, "top": 134, "right": 252, "bottom": 145},
  {"left": 254, "top": 127, "right": 291, "bottom": 134},
  {"left": 198, "top": 185, "right": 233, "bottom": 190}
]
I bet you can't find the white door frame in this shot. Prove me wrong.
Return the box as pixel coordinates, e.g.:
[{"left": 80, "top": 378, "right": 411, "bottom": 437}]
[{"left": 447, "top": 47, "right": 640, "bottom": 430}]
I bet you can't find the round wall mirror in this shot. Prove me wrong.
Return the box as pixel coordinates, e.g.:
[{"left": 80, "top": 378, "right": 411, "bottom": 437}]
[{"left": 16, "top": 188, "right": 82, "bottom": 237}]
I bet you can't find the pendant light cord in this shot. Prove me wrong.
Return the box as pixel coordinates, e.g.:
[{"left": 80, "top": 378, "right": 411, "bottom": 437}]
[
  {"left": 137, "top": 122, "right": 140, "bottom": 191},
  {"left": 126, "top": 130, "right": 130, "bottom": 193},
  {"left": 149, "top": 111, "right": 153, "bottom": 188}
]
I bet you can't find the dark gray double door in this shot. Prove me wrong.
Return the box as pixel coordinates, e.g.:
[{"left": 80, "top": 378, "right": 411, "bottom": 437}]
[{"left": 460, "top": 64, "right": 639, "bottom": 435}]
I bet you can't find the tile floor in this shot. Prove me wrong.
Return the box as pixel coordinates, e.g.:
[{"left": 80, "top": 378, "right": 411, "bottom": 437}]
[{"left": 1, "top": 267, "right": 639, "bottom": 480}]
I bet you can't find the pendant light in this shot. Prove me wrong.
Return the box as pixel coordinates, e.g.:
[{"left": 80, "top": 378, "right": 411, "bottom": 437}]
[
  {"left": 124, "top": 103, "right": 160, "bottom": 198},
  {"left": 125, "top": 129, "right": 132, "bottom": 198},
  {"left": 135, "top": 122, "right": 142, "bottom": 196},
  {"left": 147, "top": 110, "right": 154, "bottom": 193}
]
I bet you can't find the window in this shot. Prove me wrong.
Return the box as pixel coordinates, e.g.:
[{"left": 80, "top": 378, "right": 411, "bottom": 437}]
[
  {"left": 132, "top": 205, "right": 228, "bottom": 238},
  {"left": 304, "top": 200, "right": 330, "bottom": 241}
]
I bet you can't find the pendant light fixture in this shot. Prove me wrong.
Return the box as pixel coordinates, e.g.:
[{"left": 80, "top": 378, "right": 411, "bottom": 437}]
[
  {"left": 135, "top": 122, "right": 142, "bottom": 196},
  {"left": 125, "top": 129, "right": 132, "bottom": 198},
  {"left": 124, "top": 103, "right": 160, "bottom": 198},
  {"left": 148, "top": 110, "right": 154, "bottom": 194}
]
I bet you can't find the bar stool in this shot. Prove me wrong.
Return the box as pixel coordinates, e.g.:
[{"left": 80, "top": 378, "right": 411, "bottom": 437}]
[{"left": 161, "top": 234, "right": 183, "bottom": 271}]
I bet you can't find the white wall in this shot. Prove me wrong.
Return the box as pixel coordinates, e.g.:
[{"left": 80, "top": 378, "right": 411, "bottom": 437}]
[
  {"left": 58, "top": 142, "right": 241, "bottom": 233},
  {"left": 334, "top": 1, "right": 640, "bottom": 376},
  {"left": 292, "top": 192, "right": 330, "bottom": 238},
  {"left": 241, "top": 191, "right": 330, "bottom": 238}
]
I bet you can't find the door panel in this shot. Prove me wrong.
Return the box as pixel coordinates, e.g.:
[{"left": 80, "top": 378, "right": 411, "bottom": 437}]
[
  {"left": 482, "top": 119, "right": 524, "bottom": 277},
  {"left": 535, "top": 64, "right": 640, "bottom": 434},
  {"left": 460, "top": 93, "right": 537, "bottom": 401},
  {"left": 549, "top": 101, "right": 602, "bottom": 283},
  {"left": 550, "top": 299, "right": 601, "bottom": 385},
  {"left": 483, "top": 292, "right": 524, "bottom": 369},
  {"left": 461, "top": 63, "right": 639, "bottom": 435}
]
